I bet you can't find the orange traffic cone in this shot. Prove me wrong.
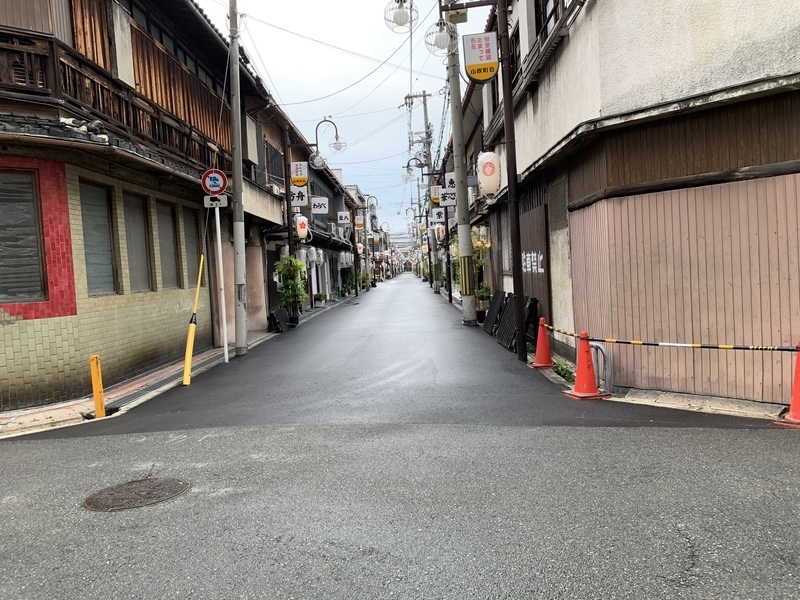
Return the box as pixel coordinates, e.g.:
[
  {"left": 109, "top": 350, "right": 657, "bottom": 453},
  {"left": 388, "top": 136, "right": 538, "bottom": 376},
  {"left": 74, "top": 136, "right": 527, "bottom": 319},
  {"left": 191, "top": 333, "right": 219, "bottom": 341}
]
[
  {"left": 530, "top": 318, "right": 554, "bottom": 369},
  {"left": 775, "top": 344, "right": 800, "bottom": 427},
  {"left": 563, "top": 331, "right": 610, "bottom": 400}
]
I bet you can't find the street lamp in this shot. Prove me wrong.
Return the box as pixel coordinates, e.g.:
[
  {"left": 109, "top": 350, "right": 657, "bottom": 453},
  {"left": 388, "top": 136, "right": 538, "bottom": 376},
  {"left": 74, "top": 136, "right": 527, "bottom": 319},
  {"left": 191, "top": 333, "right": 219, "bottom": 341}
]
[
  {"left": 309, "top": 117, "right": 347, "bottom": 171},
  {"left": 283, "top": 117, "right": 346, "bottom": 259}
]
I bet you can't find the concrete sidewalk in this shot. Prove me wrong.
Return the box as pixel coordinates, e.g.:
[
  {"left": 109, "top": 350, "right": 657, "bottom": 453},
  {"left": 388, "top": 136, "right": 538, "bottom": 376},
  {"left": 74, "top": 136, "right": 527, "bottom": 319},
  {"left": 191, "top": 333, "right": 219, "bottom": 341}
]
[{"left": 0, "top": 295, "right": 351, "bottom": 440}]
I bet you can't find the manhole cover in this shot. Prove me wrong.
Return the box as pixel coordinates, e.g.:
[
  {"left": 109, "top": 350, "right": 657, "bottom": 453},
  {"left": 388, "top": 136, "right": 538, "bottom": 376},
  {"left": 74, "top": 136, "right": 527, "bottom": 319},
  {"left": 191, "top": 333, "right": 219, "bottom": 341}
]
[{"left": 84, "top": 477, "right": 190, "bottom": 512}]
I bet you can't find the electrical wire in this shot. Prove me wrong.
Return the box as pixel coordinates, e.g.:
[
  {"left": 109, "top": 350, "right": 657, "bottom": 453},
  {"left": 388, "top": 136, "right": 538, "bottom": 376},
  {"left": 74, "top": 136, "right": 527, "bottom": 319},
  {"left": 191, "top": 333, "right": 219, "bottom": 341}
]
[
  {"left": 240, "top": 13, "right": 441, "bottom": 80},
  {"left": 241, "top": 17, "right": 284, "bottom": 106}
]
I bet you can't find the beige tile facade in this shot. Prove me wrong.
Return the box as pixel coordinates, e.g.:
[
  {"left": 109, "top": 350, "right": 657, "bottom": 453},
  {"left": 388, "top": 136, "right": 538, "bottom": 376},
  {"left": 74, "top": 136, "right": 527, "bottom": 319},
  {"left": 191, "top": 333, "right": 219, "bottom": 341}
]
[{"left": 1, "top": 163, "right": 213, "bottom": 410}]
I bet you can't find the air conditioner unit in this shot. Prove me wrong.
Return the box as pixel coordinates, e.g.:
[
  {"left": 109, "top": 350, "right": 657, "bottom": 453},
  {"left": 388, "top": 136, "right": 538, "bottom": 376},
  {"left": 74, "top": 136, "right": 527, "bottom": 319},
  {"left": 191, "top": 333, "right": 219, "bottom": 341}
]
[
  {"left": 337, "top": 227, "right": 344, "bottom": 239},
  {"left": 268, "top": 184, "right": 282, "bottom": 196},
  {"left": 328, "top": 223, "right": 338, "bottom": 235}
]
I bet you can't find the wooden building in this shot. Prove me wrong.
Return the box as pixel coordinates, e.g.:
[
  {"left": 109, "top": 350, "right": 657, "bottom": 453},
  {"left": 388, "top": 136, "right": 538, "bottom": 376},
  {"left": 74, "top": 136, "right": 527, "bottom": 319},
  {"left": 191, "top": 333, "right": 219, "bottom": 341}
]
[
  {"left": 472, "top": 0, "right": 800, "bottom": 404},
  {"left": 0, "top": 0, "right": 357, "bottom": 410}
]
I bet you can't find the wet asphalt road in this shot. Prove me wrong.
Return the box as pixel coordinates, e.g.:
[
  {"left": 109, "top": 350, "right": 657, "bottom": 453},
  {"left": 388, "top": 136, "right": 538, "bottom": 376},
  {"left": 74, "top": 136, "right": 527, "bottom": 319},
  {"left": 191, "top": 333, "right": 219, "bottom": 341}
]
[{"left": 3, "top": 273, "right": 799, "bottom": 599}]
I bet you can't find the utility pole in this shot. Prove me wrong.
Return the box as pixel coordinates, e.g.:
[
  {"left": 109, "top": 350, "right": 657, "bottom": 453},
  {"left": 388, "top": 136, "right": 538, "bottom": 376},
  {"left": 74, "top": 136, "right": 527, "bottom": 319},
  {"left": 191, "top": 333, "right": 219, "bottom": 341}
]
[
  {"left": 444, "top": 7, "right": 476, "bottom": 325},
  {"left": 406, "top": 91, "right": 440, "bottom": 294},
  {"left": 497, "top": 0, "right": 526, "bottom": 360},
  {"left": 229, "top": 0, "right": 247, "bottom": 355}
]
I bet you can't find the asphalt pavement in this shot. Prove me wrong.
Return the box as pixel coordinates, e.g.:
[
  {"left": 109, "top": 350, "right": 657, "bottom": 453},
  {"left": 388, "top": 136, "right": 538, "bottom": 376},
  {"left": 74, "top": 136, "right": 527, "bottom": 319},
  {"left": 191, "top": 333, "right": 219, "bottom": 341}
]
[{"left": 2, "top": 273, "right": 799, "bottom": 599}]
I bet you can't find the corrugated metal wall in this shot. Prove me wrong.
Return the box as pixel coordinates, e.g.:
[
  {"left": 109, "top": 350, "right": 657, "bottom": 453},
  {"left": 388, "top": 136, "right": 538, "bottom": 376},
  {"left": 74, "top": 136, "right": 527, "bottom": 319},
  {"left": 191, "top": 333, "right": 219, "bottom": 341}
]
[
  {"left": 0, "top": 0, "right": 52, "bottom": 34},
  {"left": 50, "top": 0, "right": 74, "bottom": 45},
  {"left": 570, "top": 173, "right": 800, "bottom": 403}
]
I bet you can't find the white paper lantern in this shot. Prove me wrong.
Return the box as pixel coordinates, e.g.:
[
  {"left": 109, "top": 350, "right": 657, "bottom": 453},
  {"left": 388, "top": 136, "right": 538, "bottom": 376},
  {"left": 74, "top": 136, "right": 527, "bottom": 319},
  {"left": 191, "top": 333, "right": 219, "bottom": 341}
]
[
  {"left": 316, "top": 250, "right": 324, "bottom": 266},
  {"left": 295, "top": 215, "right": 309, "bottom": 240},
  {"left": 307, "top": 246, "right": 317, "bottom": 263},
  {"left": 477, "top": 151, "right": 501, "bottom": 199}
]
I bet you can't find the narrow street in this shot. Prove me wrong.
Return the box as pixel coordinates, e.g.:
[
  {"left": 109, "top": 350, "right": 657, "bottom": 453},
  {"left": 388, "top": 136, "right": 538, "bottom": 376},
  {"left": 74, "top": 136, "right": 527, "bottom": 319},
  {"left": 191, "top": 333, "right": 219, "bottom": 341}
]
[{"left": 2, "top": 274, "right": 798, "bottom": 599}]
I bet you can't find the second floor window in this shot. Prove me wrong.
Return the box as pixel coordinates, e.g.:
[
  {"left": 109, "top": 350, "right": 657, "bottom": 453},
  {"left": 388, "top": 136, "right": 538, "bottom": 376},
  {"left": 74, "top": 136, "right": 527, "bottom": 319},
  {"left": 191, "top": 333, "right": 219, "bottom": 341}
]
[{"left": 267, "top": 143, "right": 284, "bottom": 185}]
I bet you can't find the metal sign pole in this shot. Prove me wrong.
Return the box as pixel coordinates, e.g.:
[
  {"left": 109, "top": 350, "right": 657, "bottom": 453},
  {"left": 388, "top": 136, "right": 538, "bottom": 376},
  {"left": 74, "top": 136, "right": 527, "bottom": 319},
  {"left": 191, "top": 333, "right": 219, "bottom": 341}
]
[{"left": 214, "top": 206, "right": 229, "bottom": 363}]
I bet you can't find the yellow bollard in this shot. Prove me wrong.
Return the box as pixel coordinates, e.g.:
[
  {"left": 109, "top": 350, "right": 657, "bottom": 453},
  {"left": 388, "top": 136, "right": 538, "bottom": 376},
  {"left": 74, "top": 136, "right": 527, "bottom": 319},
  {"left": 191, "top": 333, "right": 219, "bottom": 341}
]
[
  {"left": 89, "top": 354, "right": 106, "bottom": 419},
  {"left": 182, "top": 254, "right": 205, "bottom": 385}
]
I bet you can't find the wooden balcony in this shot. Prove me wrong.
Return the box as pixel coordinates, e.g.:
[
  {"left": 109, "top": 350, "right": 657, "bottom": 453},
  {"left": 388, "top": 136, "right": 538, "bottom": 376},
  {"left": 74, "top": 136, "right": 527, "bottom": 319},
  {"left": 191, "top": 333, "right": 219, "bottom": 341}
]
[{"left": 0, "top": 26, "right": 232, "bottom": 174}]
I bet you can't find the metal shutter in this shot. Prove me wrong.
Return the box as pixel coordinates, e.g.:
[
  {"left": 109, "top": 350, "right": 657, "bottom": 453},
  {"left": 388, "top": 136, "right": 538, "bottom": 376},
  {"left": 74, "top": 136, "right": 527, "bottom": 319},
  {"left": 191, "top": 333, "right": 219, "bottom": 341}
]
[
  {"left": 80, "top": 183, "right": 116, "bottom": 295},
  {"left": 156, "top": 202, "right": 179, "bottom": 288},
  {"left": 0, "top": 172, "right": 44, "bottom": 301},
  {"left": 123, "top": 194, "right": 151, "bottom": 292}
]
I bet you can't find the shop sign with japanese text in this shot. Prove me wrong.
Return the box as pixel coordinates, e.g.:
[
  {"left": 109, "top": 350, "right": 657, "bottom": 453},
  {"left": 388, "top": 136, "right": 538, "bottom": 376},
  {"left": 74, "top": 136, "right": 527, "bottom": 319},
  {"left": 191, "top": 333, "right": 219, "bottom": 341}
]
[
  {"left": 463, "top": 32, "right": 498, "bottom": 83},
  {"left": 311, "top": 196, "right": 329, "bottom": 214},
  {"left": 290, "top": 162, "right": 308, "bottom": 187},
  {"left": 290, "top": 185, "right": 308, "bottom": 207},
  {"left": 440, "top": 171, "right": 457, "bottom": 206}
]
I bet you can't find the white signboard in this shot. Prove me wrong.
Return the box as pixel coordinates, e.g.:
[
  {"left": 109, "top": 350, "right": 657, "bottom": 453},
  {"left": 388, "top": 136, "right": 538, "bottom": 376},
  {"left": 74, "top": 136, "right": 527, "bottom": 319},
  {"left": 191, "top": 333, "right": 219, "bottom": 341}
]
[
  {"left": 311, "top": 196, "right": 329, "bottom": 214},
  {"left": 440, "top": 171, "right": 457, "bottom": 206},
  {"left": 429, "top": 185, "right": 443, "bottom": 204},
  {"left": 337, "top": 211, "right": 351, "bottom": 224},
  {"left": 203, "top": 194, "right": 228, "bottom": 208},
  {"left": 355, "top": 215, "right": 364, "bottom": 229},
  {"left": 290, "top": 185, "right": 308, "bottom": 207},
  {"left": 430, "top": 207, "right": 446, "bottom": 223},
  {"left": 290, "top": 162, "right": 308, "bottom": 187},
  {"left": 463, "top": 32, "right": 499, "bottom": 83}
]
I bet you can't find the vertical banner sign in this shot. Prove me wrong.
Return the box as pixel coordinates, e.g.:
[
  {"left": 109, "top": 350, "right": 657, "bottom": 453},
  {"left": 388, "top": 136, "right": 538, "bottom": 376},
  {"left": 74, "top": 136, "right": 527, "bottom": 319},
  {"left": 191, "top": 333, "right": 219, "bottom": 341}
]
[
  {"left": 290, "top": 162, "right": 308, "bottom": 187},
  {"left": 429, "top": 185, "right": 443, "bottom": 204},
  {"left": 430, "top": 207, "right": 446, "bottom": 223},
  {"left": 462, "top": 32, "right": 499, "bottom": 83},
  {"left": 311, "top": 196, "right": 329, "bottom": 214},
  {"left": 337, "top": 211, "right": 351, "bottom": 225},
  {"left": 355, "top": 215, "right": 364, "bottom": 229},
  {"left": 290, "top": 185, "right": 308, "bottom": 207},
  {"left": 440, "top": 172, "right": 457, "bottom": 206}
]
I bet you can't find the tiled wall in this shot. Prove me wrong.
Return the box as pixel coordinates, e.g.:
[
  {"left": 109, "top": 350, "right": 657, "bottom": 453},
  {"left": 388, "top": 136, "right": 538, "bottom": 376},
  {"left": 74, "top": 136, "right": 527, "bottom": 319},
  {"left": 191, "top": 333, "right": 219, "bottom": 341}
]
[{"left": 1, "top": 159, "right": 213, "bottom": 411}]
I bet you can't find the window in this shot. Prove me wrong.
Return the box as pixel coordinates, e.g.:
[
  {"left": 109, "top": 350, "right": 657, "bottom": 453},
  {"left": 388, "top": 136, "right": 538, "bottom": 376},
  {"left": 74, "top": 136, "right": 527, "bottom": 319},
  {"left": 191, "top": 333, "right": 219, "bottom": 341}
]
[
  {"left": 148, "top": 21, "right": 162, "bottom": 44},
  {"left": 186, "top": 54, "right": 196, "bottom": 75},
  {"left": 80, "top": 183, "right": 117, "bottom": 295},
  {"left": 131, "top": 2, "right": 147, "bottom": 27},
  {"left": 509, "top": 27, "right": 521, "bottom": 81},
  {"left": 123, "top": 194, "right": 152, "bottom": 292},
  {"left": 156, "top": 202, "right": 179, "bottom": 288},
  {"left": 0, "top": 171, "right": 45, "bottom": 301},
  {"left": 535, "top": 0, "right": 558, "bottom": 40},
  {"left": 162, "top": 34, "right": 174, "bottom": 55},
  {"left": 266, "top": 142, "right": 284, "bottom": 185},
  {"left": 183, "top": 209, "right": 201, "bottom": 286}
]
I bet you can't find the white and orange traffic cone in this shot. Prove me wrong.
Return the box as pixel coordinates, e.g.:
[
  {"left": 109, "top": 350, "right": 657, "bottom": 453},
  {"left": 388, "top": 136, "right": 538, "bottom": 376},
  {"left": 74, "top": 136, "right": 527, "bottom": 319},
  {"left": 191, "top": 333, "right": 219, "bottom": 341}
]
[
  {"left": 529, "top": 318, "right": 554, "bottom": 369},
  {"left": 563, "top": 331, "right": 610, "bottom": 400}
]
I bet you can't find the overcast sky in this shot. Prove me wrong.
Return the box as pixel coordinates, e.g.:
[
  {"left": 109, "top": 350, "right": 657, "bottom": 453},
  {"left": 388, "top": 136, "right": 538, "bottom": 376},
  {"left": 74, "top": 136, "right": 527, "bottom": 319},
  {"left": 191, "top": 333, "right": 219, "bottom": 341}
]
[{"left": 194, "top": 0, "right": 490, "bottom": 238}]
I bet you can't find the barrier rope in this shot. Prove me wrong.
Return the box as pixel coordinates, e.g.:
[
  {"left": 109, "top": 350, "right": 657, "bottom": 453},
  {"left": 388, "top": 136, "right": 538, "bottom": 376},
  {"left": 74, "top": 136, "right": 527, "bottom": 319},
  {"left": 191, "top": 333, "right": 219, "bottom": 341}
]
[{"left": 542, "top": 323, "right": 798, "bottom": 352}]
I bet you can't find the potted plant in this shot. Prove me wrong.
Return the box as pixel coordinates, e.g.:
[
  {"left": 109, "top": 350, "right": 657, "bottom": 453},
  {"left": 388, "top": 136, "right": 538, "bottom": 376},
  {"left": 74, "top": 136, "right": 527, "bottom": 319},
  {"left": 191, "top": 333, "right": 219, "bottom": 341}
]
[
  {"left": 476, "top": 282, "right": 490, "bottom": 322},
  {"left": 275, "top": 254, "right": 308, "bottom": 326},
  {"left": 314, "top": 292, "right": 326, "bottom": 308}
]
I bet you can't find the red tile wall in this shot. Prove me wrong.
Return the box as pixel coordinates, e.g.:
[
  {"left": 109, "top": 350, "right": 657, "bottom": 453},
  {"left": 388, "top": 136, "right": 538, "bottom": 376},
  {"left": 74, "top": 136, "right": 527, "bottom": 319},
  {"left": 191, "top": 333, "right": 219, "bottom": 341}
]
[{"left": 0, "top": 156, "right": 77, "bottom": 319}]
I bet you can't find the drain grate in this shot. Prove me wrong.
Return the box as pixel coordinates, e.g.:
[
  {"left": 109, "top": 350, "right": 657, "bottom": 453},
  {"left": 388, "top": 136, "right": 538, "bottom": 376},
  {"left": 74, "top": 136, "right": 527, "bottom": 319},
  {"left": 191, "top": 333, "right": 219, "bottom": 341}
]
[{"left": 84, "top": 477, "right": 190, "bottom": 512}]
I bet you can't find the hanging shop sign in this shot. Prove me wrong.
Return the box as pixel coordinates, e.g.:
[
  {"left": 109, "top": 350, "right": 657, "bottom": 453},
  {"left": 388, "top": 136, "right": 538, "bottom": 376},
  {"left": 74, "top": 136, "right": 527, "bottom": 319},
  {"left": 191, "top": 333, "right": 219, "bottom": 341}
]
[
  {"left": 311, "top": 196, "right": 329, "bottom": 214},
  {"left": 290, "top": 162, "right": 308, "bottom": 187},
  {"left": 440, "top": 172, "right": 457, "bottom": 206},
  {"left": 429, "top": 185, "right": 443, "bottom": 204},
  {"left": 430, "top": 207, "right": 446, "bottom": 223},
  {"left": 463, "top": 32, "right": 499, "bottom": 83},
  {"left": 290, "top": 185, "right": 308, "bottom": 207},
  {"left": 337, "top": 211, "right": 351, "bottom": 225},
  {"left": 355, "top": 215, "right": 364, "bottom": 229}
]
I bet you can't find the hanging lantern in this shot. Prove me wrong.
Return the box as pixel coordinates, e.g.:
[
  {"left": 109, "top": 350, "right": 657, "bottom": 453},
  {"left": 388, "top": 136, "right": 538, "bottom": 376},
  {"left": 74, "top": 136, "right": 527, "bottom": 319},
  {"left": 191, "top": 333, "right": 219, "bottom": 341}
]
[
  {"left": 477, "top": 151, "right": 501, "bottom": 201},
  {"left": 316, "top": 250, "right": 324, "bottom": 266},
  {"left": 357, "top": 242, "right": 364, "bottom": 255},
  {"left": 295, "top": 215, "right": 309, "bottom": 240},
  {"left": 295, "top": 247, "right": 307, "bottom": 264},
  {"left": 307, "top": 246, "right": 317, "bottom": 263}
]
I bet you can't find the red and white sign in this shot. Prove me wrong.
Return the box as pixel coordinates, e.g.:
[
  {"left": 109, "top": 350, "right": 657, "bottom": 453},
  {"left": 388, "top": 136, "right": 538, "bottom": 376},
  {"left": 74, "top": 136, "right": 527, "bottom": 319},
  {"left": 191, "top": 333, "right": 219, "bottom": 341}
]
[
  {"left": 463, "top": 33, "right": 499, "bottom": 83},
  {"left": 201, "top": 169, "right": 228, "bottom": 195}
]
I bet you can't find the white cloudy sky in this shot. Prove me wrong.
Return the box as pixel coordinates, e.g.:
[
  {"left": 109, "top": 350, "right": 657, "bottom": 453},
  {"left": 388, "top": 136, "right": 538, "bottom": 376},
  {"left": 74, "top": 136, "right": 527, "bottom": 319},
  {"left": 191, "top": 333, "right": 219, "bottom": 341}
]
[{"left": 194, "top": 0, "right": 490, "bottom": 237}]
